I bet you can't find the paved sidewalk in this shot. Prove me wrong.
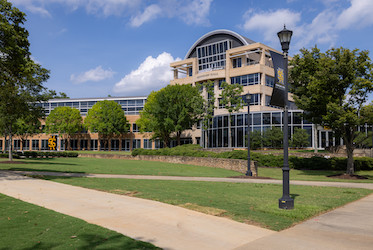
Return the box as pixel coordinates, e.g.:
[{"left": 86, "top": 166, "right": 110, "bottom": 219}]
[
  {"left": 9, "top": 170, "right": 373, "bottom": 190},
  {"left": 0, "top": 171, "right": 273, "bottom": 250},
  {"left": 1, "top": 170, "right": 373, "bottom": 250},
  {"left": 235, "top": 193, "right": 373, "bottom": 250}
]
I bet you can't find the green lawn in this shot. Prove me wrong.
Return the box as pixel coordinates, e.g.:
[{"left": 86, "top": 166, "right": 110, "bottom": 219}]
[
  {"left": 70, "top": 150, "right": 132, "bottom": 155},
  {"left": 0, "top": 157, "right": 242, "bottom": 177},
  {"left": 0, "top": 193, "right": 159, "bottom": 249},
  {"left": 42, "top": 176, "right": 373, "bottom": 231},
  {"left": 259, "top": 167, "right": 373, "bottom": 183}
]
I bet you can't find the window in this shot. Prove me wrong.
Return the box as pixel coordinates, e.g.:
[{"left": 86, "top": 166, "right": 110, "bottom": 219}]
[
  {"left": 111, "top": 139, "right": 119, "bottom": 151},
  {"left": 218, "top": 98, "right": 225, "bottom": 109},
  {"left": 265, "top": 75, "right": 275, "bottom": 87},
  {"left": 197, "top": 39, "right": 230, "bottom": 71},
  {"left": 188, "top": 67, "right": 193, "bottom": 76},
  {"left": 132, "top": 139, "right": 141, "bottom": 149},
  {"left": 22, "top": 140, "right": 30, "bottom": 150},
  {"left": 41, "top": 140, "right": 48, "bottom": 150},
  {"left": 80, "top": 140, "right": 88, "bottom": 150},
  {"left": 218, "top": 79, "right": 225, "bottom": 89},
  {"left": 14, "top": 140, "right": 21, "bottom": 150},
  {"left": 143, "top": 139, "right": 152, "bottom": 149},
  {"left": 132, "top": 123, "right": 139, "bottom": 132},
  {"left": 121, "top": 139, "right": 131, "bottom": 151},
  {"left": 232, "top": 58, "right": 242, "bottom": 68},
  {"left": 155, "top": 139, "right": 164, "bottom": 149},
  {"left": 231, "top": 73, "right": 260, "bottom": 86},
  {"left": 90, "top": 139, "right": 98, "bottom": 150},
  {"left": 241, "top": 94, "right": 261, "bottom": 106}
]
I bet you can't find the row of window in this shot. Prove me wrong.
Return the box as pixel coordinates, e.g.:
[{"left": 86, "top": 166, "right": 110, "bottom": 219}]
[
  {"left": 40, "top": 98, "right": 146, "bottom": 116},
  {"left": 231, "top": 73, "right": 260, "bottom": 86},
  {"left": 218, "top": 94, "right": 261, "bottom": 108},
  {"left": 197, "top": 40, "right": 231, "bottom": 71}
]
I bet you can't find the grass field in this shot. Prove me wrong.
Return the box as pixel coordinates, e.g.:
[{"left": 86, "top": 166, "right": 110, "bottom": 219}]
[
  {"left": 259, "top": 167, "right": 373, "bottom": 183},
  {"left": 40, "top": 176, "right": 373, "bottom": 231},
  {"left": 0, "top": 157, "right": 242, "bottom": 177},
  {"left": 0, "top": 193, "right": 158, "bottom": 249},
  {"left": 1, "top": 157, "right": 373, "bottom": 183}
]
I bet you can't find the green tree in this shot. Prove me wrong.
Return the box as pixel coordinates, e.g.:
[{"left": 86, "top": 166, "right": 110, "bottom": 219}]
[
  {"left": 263, "top": 127, "right": 283, "bottom": 148},
  {"left": 84, "top": 100, "right": 129, "bottom": 150},
  {"left": 0, "top": 0, "right": 50, "bottom": 160},
  {"left": 137, "top": 84, "right": 204, "bottom": 147},
  {"left": 219, "top": 82, "right": 244, "bottom": 147},
  {"left": 45, "top": 107, "right": 82, "bottom": 150},
  {"left": 199, "top": 80, "right": 216, "bottom": 148},
  {"left": 250, "top": 130, "right": 263, "bottom": 150},
  {"left": 291, "top": 128, "right": 310, "bottom": 148},
  {"left": 290, "top": 46, "right": 373, "bottom": 174},
  {"left": 14, "top": 113, "right": 41, "bottom": 151}
]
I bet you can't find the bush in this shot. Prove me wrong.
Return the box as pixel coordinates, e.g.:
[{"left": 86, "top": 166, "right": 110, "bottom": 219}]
[
  {"left": 15, "top": 151, "right": 79, "bottom": 158},
  {"left": 130, "top": 144, "right": 373, "bottom": 171}
]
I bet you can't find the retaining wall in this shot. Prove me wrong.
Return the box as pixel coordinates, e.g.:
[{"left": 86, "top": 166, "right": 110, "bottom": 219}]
[{"left": 79, "top": 154, "right": 257, "bottom": 175}]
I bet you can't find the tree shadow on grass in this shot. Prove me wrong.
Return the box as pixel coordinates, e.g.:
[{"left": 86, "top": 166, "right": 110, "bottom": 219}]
[
  {"left": 76, "top": 233, "right": 160, "bottom": 249},
  {"left": 290, "top": 194, "right": 300, "bottom": 200}
]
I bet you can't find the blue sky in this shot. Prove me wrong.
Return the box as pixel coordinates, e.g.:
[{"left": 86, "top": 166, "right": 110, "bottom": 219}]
[{"left": 9, "top": 0, "right": 373, "bottom": 99}]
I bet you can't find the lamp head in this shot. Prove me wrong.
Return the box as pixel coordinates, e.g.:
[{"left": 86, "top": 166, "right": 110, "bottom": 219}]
[{"left": 277, "top": 25, "right": 293, "bottom": 52}]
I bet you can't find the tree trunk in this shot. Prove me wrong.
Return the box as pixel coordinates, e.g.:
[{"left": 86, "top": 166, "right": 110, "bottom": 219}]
[
  {"left": 177, "top": 131, "right": 181, "bottom": 146},
  {"left": 314, "top": 125, "right": 318, "bottom": 153},
  {"left": 8, "top": 132, "right": 13, "bottom": 161},
  {"left": 346, "top": 142, "right": 355, "bottom": 175}
]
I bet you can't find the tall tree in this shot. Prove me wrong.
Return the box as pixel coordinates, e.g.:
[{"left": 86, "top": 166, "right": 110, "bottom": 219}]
[
  {"left": 1, "top": 0, "right": 50, "bottom": 160},
  {"left": 84, "top": 100, "right": 129, "bottom": 150},
  {"left": 290, "top": 46, "right": 373, "bottom": 174},
  {"left": 14, "top": 113, "right": 41, "bottom": 151},
  {"left": 219, "top": 82, "right": 244, "bottom": 148},
  {"left": 201, "top": 80, "right": 215, "bottom": 148},
  {"left": 137, "top": 84, "right": 204, "bottom": 147},
  {"left": 45, "top": 107, "right": 82, "bottom": 150}
]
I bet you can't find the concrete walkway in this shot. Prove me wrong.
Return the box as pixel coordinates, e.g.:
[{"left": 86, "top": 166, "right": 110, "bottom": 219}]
[
  {"left": 0, "top": 171, "right": 273, "bottom": 250},
  {"left": 9, "top": 170, "right": 373, "bottom": 190},
  {"left": 1, "top": 170, "right": 373, "bottom": 249},
  {"left": 235, "top": 193, "right": 373, "bottom": 250}
]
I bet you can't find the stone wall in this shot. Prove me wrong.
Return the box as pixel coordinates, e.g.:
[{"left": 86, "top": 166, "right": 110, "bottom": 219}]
[{"left": 79, "top": 154, "right": 257, "bottom": 175}]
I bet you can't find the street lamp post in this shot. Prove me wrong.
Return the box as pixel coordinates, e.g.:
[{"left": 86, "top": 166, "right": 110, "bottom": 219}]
[
  {"left": 246, "top": 94, "right": 252, "bottom": 176},
  {"left": 278, "top": 25, "right": 294, "bottom": 209}
]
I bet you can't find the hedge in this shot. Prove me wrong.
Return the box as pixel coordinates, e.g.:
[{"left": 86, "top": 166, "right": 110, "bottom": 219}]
[
  {"left": 131, "top": 145, "right": 373, "bottom": 171},
  {"left": 0, "top": 151, "right": 78, "bottom": 158}
]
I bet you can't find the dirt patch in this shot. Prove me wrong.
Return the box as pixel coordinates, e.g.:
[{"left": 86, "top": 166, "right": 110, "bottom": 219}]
[
  {"left": 110, "top": 189, "right": 140, "bottom": 197},
  {"left": 327, "top": 173, "right": 368, "bottom": 180},
  {"left": 229, "top": 175, "right": 273, "bottom": 180},
  {"left": 179, "top": 203, "right": 227, "bottom": 216},
  {"left": 0, "top": 161, "right": 25, "bottom": 164}
]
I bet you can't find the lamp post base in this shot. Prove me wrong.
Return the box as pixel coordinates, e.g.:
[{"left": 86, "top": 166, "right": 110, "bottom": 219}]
[{"left": 279, "top": 197, "right": 294, "bottom": 209}]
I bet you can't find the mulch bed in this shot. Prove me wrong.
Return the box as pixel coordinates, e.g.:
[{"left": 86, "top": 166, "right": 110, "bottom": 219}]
[
  {"left": 0, "top": 161, "right": 25, "bottom": 164},
  {"left": 230, "top": 175, "right": 274, "bottom": 179},
  {"left": 327, "top": 173, "right": 368, "bottom": 180}
]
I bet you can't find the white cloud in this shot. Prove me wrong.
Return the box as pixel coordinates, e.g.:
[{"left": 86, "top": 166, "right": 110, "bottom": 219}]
[
  {"left": 70, "top": 66, "right": 115, "bottom": 84},
  {"left": 242, "top": 0, "right": 373, "bottom": 51},
  {"left": 11, "top": 0, "right": 139, "bottom": 17},
  {"left": 336, "top": 0, "right": 373, "bottom": 29},
  {"left": 11, "top": 0, "right": 212, "bottom": 26},
  {"left": 242, "top": 9, "right": 301, "bottom": 43},
  {"left": 129, "top": 0, "right": 213, "bottom": 27},
  {"left": 130, "top": 4, "right": 162, "bottom": 27},
  {"left": 113, "top": 52, "right": 180, "bottom": 95}
]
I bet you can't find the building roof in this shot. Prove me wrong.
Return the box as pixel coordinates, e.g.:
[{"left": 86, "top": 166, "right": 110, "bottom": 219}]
[{"left": 185, "top": 29, "right": 256, "bottom": 59}]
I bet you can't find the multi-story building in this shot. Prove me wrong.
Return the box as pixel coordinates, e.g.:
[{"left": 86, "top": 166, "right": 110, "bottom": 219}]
[
  {"left": 0, "top": 96, "right": 156, "bottom": 152},
  {"left": 170, "top": 29, "right": 316, "bottom": 148}
]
